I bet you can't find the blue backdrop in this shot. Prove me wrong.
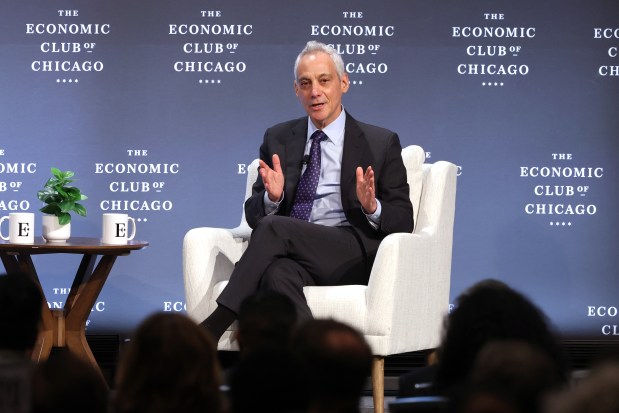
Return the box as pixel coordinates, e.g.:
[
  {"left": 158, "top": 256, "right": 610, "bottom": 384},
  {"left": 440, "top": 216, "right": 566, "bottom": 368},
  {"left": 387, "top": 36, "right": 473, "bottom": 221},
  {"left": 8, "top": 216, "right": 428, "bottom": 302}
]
[{"left": 1, "top": 0, "right": 618, "bottom": 338}]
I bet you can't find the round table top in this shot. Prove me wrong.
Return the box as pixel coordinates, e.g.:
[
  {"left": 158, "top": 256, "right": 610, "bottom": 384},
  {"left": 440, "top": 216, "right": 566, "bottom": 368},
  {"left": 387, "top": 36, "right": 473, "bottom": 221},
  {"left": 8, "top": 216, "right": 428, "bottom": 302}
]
[{"left": 0, "top": 237, "right": 149, "bottom": 254}]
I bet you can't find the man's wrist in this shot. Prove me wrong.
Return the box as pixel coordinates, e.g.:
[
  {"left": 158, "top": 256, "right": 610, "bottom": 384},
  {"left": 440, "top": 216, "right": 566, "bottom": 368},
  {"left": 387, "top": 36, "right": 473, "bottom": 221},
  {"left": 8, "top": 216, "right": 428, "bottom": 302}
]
[
  {"left": 264, "top": 191, "right": 283, "bottom": 215},
  {"left": 363, "top": 199, "right": 382, "bottom": 227},
  {"left": 268, "top": 192, "right": 283, "bottom": 203}
]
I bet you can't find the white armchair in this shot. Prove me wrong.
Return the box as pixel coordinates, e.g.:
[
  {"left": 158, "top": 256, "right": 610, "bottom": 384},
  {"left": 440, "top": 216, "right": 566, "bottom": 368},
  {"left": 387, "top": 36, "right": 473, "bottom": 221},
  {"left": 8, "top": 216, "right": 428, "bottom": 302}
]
[{"left": 183, "top": 145, "right": 457, "bottom": 413}]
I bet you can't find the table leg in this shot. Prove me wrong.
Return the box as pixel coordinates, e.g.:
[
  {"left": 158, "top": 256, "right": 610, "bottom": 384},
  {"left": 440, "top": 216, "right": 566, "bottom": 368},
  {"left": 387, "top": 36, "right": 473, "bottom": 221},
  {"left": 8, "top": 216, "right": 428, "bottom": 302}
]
[
  {"left": 0, "top": 252, "right": 20, "bottom": 275},
  {"left": 64, "top": 255, "right": 117, "bottom": 374},
  {"left": 64, "top": 254, "right": 97, "bottom": 314}
]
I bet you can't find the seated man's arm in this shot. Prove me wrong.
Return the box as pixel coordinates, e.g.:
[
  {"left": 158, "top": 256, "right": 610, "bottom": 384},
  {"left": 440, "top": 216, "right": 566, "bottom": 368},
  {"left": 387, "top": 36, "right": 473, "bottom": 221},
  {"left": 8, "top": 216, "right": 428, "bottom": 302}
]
[{"left": 244, "top": 135, "right": 285, "bottom": 229}]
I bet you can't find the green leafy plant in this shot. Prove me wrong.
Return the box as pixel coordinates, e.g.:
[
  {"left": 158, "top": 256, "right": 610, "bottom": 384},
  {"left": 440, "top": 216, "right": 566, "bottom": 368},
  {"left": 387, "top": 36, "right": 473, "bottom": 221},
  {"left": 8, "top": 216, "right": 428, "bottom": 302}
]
[{"left": 37, "top": 167, "right": 88, "bottom": 225}]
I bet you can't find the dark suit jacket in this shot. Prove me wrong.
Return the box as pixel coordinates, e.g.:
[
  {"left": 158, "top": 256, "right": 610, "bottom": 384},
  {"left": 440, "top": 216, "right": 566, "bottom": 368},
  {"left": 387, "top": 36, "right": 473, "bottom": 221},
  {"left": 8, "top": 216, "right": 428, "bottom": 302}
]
[{"left": 244, "top": 112, "right": 414, "bottom": 268}]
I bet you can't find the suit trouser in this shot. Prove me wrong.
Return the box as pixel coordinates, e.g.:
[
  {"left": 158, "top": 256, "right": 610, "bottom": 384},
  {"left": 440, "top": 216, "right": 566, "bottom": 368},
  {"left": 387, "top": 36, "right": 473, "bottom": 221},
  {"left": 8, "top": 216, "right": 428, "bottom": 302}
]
[{"left": 216, "top": 215, "right": 368, "bottom": 321}]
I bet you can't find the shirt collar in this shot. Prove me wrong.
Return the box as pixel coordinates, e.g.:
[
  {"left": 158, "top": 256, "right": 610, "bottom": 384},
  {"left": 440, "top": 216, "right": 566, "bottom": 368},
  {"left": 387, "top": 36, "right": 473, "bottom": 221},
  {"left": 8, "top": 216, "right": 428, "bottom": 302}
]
[{"left": 307, "top": 107, "right": 346, "bottom": 145}]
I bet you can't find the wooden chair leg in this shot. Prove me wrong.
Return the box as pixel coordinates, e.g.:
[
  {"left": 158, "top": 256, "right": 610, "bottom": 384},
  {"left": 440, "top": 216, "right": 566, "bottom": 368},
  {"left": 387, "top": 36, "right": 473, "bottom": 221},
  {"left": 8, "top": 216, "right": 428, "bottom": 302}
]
[{"left": 372, "top": 356, "right": 385, "bottom": 413}]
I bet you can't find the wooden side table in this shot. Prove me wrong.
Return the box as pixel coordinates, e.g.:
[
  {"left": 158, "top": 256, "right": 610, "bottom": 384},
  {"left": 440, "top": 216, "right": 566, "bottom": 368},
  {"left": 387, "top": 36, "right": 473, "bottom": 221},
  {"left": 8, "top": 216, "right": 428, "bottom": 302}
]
[{"left": 0, "top": 237, "right": 148, "bottom": 383}]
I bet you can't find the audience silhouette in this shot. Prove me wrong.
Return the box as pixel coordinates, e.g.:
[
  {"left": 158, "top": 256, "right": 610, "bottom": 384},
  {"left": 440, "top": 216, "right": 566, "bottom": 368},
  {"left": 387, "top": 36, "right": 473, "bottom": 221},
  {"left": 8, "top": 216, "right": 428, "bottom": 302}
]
[
  {"left": 227, "top": 291, "right": 308, "bottom": 413},
  {"left": 292, "top": 319, "right": 372, "bottom": 413},
  {"left": 0, "top": 272, "right": 43, "bottom": 413},
  {"left": 1, "top": 273, "right": 598, "bottom": 413},
  {"left": 399, "top": 279, "right": 568, "bottom": 404},
  {"left": 113, "top": 312, "right": 223, "bottom": 413},
  {"left": 31, "top": 349, "right": 109, "bottom": 413},
  {"left": 230, "top": 347, "right": 309, "bottom": 413},
  {"left": 0, "top": 272, "right": 43, "bottom": 357},
  {"left": 545, "top": 360, "right": 619, "bottom": 413},
  {"left": 448, "top": 340, "right": 565, "bottom": 413},
  {"left": 235, "top": 289, "right": 297, "bottom": 357}
]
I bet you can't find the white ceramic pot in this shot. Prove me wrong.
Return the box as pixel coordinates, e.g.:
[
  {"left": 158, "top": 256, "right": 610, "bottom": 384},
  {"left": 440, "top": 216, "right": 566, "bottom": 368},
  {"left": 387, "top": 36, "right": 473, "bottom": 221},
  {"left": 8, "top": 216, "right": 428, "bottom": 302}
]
[{"left": 42, "top": 215, "right": 71, "bottom": 243}]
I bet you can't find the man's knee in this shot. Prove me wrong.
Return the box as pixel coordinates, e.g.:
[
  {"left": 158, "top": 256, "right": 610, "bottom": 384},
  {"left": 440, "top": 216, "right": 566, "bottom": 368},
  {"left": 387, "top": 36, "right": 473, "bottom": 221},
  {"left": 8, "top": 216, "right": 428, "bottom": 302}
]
[{"left": 252, "top": 215, "right": 290, "bottom": 242}]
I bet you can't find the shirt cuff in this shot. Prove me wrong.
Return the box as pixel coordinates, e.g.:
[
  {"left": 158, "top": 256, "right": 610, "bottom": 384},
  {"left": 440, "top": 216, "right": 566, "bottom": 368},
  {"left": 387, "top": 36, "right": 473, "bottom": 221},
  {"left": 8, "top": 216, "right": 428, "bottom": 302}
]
[
  {"left": 264, "top": 192, "right": 283, "bottom": 215},
  {"left": 363, "top": 200, "right": 382, "bottom": 229}
]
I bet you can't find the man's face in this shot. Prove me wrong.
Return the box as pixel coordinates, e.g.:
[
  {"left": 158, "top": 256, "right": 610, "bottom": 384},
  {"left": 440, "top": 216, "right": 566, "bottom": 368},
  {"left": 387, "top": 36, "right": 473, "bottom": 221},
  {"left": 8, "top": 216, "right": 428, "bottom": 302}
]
[{"left": 294, "top": 51, "right": 349, "bottom": 129}]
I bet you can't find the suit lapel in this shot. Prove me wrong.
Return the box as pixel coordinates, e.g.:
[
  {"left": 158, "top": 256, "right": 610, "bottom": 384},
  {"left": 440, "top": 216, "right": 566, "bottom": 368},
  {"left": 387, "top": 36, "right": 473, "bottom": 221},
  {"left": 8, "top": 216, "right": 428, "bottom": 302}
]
[{"left": 341, "top": 113, "right": 367, "bottom": 197}]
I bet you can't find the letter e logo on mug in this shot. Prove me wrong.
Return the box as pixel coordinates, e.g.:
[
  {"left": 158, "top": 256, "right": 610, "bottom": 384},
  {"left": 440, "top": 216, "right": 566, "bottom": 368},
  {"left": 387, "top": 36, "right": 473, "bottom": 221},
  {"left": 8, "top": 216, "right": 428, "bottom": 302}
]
[
  {"left": 102, "top": 213, "right": 136, "bottom": 245},
  {"left": 0, "top": 212, "right": 35, "bottom": 244}
]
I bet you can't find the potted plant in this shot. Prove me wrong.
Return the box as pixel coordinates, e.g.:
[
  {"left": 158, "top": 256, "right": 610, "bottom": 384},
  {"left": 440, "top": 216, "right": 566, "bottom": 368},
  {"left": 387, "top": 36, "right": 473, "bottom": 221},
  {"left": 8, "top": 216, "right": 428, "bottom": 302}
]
[{"left": 38, "top": 167, "right": 88, "bottom": 242}]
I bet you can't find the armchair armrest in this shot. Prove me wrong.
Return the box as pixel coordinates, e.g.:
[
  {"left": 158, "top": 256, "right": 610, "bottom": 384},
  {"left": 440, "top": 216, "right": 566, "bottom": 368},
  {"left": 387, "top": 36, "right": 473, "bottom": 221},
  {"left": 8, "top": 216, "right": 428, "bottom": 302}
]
[
  {"left": 182, "top": 226, "right": 250, "bottom": 323},
  {"left": 365, "top": 160, "right": 456, "bottom": 355},
  {"left": 366, "top": 231, "right": 450, "bottom": 355}
]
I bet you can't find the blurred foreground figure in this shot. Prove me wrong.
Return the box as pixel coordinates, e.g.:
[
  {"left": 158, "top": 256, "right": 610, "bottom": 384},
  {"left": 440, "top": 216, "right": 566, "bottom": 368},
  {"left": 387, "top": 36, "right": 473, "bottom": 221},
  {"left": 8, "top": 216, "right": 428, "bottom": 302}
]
[
  {"left": 113, "top": 312, "right": 223, "bottom": 413},
  {"left": 449, "top": 340, "right": 565, "bottom": 413},
  {"left": 31, "top": 350, "right": 108, "bottom": 413},
  {"left": 545, "top": 361, "right": 619, "bottom": 413},
  {"left": 235, "top": 290, "right": 297, "bottom": 357},
  {"left": 0, "top": 272, "right": 43, "bottom": 413},
  {"left": 228, "top": 291, "right": 307, "bottom": 413},
  {"left": 293, "top": 319, "right": 372, "bottom": 413},
  {"left": 0, "top": 272, "right": 42, "bottom": 357},
  {"left": 399, "top": 279, "right": 568, "bottom": 399}
]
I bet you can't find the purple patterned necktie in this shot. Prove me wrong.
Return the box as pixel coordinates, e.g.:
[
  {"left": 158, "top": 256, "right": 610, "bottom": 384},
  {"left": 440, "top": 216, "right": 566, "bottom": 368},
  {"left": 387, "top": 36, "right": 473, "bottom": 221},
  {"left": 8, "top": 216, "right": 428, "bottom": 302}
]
[{"left": 290, "top": 130, "right": 327, "bottom": 221}]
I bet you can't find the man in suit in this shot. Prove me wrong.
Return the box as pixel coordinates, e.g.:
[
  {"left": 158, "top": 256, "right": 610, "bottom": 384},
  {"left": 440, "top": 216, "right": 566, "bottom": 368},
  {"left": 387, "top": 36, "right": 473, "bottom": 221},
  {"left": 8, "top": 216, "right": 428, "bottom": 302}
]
[{"left": 202, "top": 41, "right": 413, "bottom": 341}]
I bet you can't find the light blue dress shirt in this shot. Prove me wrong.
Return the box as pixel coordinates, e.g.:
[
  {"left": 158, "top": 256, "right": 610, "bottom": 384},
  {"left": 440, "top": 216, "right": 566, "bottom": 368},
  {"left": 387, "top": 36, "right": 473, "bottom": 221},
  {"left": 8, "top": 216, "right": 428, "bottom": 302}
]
[{"left": 264, "top": 109, "right": 381, "bottom": 228}]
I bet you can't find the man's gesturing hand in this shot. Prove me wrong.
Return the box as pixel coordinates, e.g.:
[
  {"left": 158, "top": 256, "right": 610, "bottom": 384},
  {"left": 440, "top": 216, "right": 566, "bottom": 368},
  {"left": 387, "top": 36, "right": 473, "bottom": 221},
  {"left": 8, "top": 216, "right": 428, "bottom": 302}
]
[
  {"left": 259, "top": 154, "right": 284, "bottom": 202},
  {"left": 356, "top": 166, "right": 377, "bottom": 214}
]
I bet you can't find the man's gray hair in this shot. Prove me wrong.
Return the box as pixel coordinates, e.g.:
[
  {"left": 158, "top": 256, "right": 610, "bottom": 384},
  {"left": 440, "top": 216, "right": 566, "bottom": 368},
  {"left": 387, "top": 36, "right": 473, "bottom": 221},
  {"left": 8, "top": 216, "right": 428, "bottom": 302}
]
[{"left": 294, "top": 41, "right": 346, "bottom": 80}]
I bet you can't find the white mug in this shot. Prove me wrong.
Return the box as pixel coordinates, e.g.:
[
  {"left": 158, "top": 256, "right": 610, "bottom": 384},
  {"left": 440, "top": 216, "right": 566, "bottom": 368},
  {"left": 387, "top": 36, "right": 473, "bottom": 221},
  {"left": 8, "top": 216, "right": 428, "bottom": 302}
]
[
  {"left": 102, "top": 213, "right": 136, "bottom": 245},
  {"left": 0, "top": 212, "right": 35, "bottom": 244}
]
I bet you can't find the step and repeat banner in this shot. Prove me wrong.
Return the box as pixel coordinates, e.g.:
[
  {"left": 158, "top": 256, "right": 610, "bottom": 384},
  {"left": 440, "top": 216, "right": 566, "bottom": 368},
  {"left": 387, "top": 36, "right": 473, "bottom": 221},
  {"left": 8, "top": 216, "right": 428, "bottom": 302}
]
[{"left": 1, "top": 0, "right": 618, "bottom": 339}]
